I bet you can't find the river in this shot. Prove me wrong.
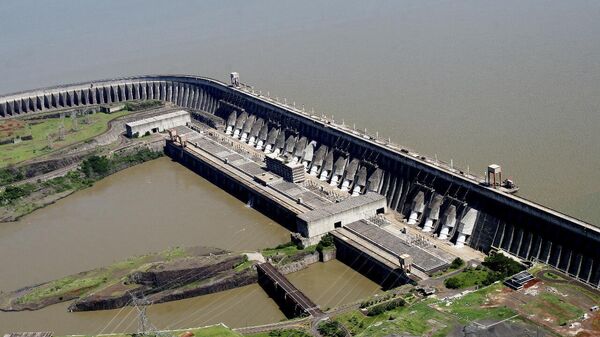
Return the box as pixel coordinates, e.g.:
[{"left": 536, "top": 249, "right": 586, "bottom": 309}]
[
  {"left": 0, "top": 1, "right": 598, "bottom": 225},
  {"left": 0, "top": 158, "right": 380, "bottom": 334}
]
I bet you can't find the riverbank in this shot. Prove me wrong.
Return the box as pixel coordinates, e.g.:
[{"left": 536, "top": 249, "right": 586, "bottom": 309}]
[
  {"left": 0, "top": 239, "right": 336, "bottom": 313},
  {"left": 0, "top": 146, "right": 164, "bottom": 222}
]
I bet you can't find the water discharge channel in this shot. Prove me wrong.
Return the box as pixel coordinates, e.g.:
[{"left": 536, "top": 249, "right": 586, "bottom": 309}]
[{"left": 0, "top": 157, "right": 379, "bottom": 334}]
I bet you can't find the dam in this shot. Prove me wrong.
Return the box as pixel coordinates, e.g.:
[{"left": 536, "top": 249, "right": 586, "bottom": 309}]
[{"left": 1, "top": 74, "right": 599, "bottom": 288}]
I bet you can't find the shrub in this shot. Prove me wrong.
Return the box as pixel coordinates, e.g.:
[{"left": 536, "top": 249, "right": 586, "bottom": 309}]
[
  {"left": 0, "top": 184, "right": 35, "bottom": 205},
  {"left": 366, "top": 298, "right": 406, "bottom": 316},
  {"left": 81, "top": 155, "right": 111, "bottom": 178},
  {"left": 444, "top": 277, "right": 462, "bottom": 289},
  {"left": 450, "top": 257, "right": 465, "bottom": 269},
  {"left": 483, "top": 252, "right": 524, "bottom": 278},
  {"left": 316, "top": 233, "right": 335, "bottom": 253},
  {"left": 268, "top": 329, "right": 311, "bottom": 337},
  {"left": 0, "top": 167, "right": 24, "bottom": 185},
  {"left": 317, "top": 321, "right": 346, "bottom": 337}
]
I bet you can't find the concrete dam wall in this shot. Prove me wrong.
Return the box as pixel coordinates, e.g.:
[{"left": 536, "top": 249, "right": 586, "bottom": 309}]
[{"left": 2, "top": 75, "right": 598, "bottom": 287}]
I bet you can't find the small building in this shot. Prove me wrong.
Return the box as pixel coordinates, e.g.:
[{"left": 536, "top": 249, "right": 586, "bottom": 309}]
[
  {"left": 503, "top": 271, "right": 534, "bottom": 290},
  {"left": 126, "top": 110, "right": 191, "bottom": 138},
  {"left": 265, "top": 154, "right": 305, "bottom": 183},
  {"left": 296, "top": 192, "right": 387, "bottom": 243},
  {"left": 100, "top": 104, "right": 126, "bottom": 113}
]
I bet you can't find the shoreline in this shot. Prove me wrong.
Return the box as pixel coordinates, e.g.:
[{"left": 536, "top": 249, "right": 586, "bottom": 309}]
[{"left": 0, "top": 242, "right": 335, "bottom": 313}]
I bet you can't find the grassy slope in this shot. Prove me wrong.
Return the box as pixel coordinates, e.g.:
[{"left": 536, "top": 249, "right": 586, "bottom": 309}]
[
  {"left": 0, "top": 111, "right": 129, "bottom": 167},
  {"left": 5, "top": 247, "right": 184, "bottom": 307},
  {"left": 336, "top": 284, "right": 517, "bottom": 337},
  {"left": 56, "top": 324, "right": 242, "bottom": 337}
]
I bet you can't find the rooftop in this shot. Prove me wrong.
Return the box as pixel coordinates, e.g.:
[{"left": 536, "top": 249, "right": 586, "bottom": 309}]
[
  {"left": 126, "top": 110, "right": 189, "bottom": 127},
  {"left": 345, "top": 220, "right": 452, "bottom": 274},
  {"left": 298, "top": 192, "right": 385, "bottom": 223}
]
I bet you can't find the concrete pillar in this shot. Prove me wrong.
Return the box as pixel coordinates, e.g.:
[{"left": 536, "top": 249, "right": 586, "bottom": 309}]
[
  {"left": 576, "top": 254, "right": 583, "bottom": 279},
  {"left": 516, "top": 229, "right": 524, "bottom": 256},
  {"left": 587, "top": 259, "right": 594, "bottom": 283},
  {"left": 566, "top": 250, "right": 573, "bottom": 274},
  {"left": 546, "top": 241, "right": 553, "bottom": 264},
  {"left": 506, "top": 225, "right": 515, "bottom": 252},
  {"left": 525, "top": 232, "right": 533, "bottom": 259}
]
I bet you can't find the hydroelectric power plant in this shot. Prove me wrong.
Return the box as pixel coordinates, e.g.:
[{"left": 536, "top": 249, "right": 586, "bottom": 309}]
[{"left": 1, "top": 74, "right": 599, "bottom": 290}]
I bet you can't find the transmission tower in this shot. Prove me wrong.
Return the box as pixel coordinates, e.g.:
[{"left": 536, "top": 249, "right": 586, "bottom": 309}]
[{"left": 130, "top": 293, "right": 171, "bottom": 337}]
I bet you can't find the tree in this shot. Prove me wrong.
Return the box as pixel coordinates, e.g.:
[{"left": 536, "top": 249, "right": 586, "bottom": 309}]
[
  {"left": 444, "top": 277, "right": 462, "bottom": 289},
  {"left": 482, "top": 252, "right": 524, "bottom": 278},
  {"left": 450, "top": 257, "right": 465, "bottom": 269},
  {"left": 81, "top": 155, "right": 111, "bottom": 178}
]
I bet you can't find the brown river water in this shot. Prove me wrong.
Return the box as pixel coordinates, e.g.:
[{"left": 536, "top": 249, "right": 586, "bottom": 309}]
[{"left": 0, "top": 158, "right": 380, "bottom": 334}]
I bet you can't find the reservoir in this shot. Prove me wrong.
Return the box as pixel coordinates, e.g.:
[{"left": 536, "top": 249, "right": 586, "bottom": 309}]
[{"left": 0, "top": 158, "right": 379, "bottom": 334}]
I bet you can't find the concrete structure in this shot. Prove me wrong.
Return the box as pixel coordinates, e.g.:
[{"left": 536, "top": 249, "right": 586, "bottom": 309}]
[
  {"left": 256, "top": 263, "right": 322, "bottom": 318},
  {"left": 125, "top": 110, "right": 190, "bottom": 138},
  {"left": 99, "top": 104, "right": 125, "bottom": 113},
  {"left": 265, "top": 155, "right": 305, "bottom": 183},
  {"left": 487, "top": 164, "right": 502, "bottom": 187},
  {"left": 297, "top": 193, "right": 386, "bottom": 243},
  {"left": 1, "top": 75, "right": 598, "bottom": 287}
]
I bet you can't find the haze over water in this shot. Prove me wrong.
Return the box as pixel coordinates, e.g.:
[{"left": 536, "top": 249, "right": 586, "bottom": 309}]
[{"left": 1, "top": 1, "right": 598, "bottom": 224}]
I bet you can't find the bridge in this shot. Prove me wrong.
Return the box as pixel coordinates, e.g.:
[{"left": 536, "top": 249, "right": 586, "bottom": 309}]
[{"left": 257, "top": 263, "right": 323, "bottom": 318}]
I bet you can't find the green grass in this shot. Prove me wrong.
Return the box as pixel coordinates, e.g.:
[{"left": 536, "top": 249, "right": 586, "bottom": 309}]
[
  {"left": 56, "top": 323, "right": 242, "bottom": 337},
  {"left": 233, "top": 259, "right": 254, "bottom": 272},
  {"left": 247, "top": 329, "right": 311, "bottom": 337},
  {"left": 162, "top": 246, "right": 188, "bottom": 261},
  {"left": 446, "top": 284, "right": 516, "bottom": 322},
  {"left": 0, "top": 111, "right": 129, "bottom": 167},
  {"left": 17, "top": 275, "right": 107, "bottom": 304},
  {"left": 543, "top": 271, "right": 565, "bottom": 281},
  {"left": 524, "top": 292, "right": 584, "bottom": 326},
  {"left": 444, "top": 267, "right": 491, "bottom": 289},
  {"left": 338, "top": 300, "right": 454, "bottom": 337},
  {"left": 262, "top": 243, "right": 316, "bottom": 258},
  {"left": 336, "top": 284, "right": 518, "bottom": 337}
]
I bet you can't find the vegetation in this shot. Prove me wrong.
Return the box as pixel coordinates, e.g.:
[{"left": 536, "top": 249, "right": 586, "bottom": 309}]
[
  {"left": 0, "top": 183, "right": 35, "bottom": 205},
  {"left": 317, "top": 321, "right": 347, "bottom": 337},
  {"left": 482, "top": 252, "right": 524, "bottom": 277},
  {"left": 124, "top": 100, "right": 162, "bottom": 111},
  {"left": 247, "top": 329, "right": 312, "bottom": 337},
  {"left": 316, "top": 233, "right": 335, "bottom": 253},
  {"left": 365, "top": 297, "right": 406, "bottom": 316},
  {"left": 0, "top": 110, "right": 130, "bottom": 167},
  {"left": 55, "top": 325, "right": 243, "bottom": 337},
  {"left": 444, "top": 266, "right": 491, "bottom": 289},
  {"left": 233, "top": 254, "right": 252, "bottom": 271},
  {"left": 334, "top": 283, "right": 519, "bottom": 337},
  {"left": 16, "top": 275, "right": 107, "bottom": 304},
  {"left": 0, "top": 148, "right": 163, "bottom": 220},
  {"left": 543, "top": 271, "right": 565, "bottom": 280},
  {"left": 262, "top": 241, "right": 314, "bottom": 257},
  {"left": 360, "top": 292, "right": 398, "bottom": 308},
  {"left": 81, "top": 149, "right": 163, "bottom": 180},
  {"left": 450, "top": 257, "right": 465, "bottom": 269},
  {"left": 444, "top": 253, "right": 525, "bottom": 289},
  {"left": 82, "top": 155, "right": 111, "bottom": 178},
  {"left": 524, "top": 292, "right": 584, "bottom": 326},
  {"left": 0, "top": 167, "right": 24, "bottom": 186}
]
